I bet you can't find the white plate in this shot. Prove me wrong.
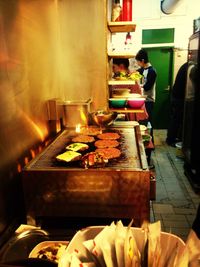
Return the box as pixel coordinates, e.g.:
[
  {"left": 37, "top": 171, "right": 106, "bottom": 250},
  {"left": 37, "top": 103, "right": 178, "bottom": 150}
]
[{"left": 29, "top": 241, "right": 69, "bottom": 262}]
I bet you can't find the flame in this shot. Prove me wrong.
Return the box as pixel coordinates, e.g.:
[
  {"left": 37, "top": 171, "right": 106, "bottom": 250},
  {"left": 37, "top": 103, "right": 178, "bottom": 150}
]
[
  {"left": 75, "top": 124, "right": 81, "bottom": 133},
  {"left": 45, "top": 140, "right": 51, "bottom": 147},
  {"left": 30, "top": 149, "right": 36, "bottom": 159}
]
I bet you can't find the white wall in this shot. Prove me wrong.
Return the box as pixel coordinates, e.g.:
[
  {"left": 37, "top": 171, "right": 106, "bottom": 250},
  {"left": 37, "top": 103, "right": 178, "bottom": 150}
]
[
  {"left": 134, "top": 0, "right": 200, "bottom": 79},
  {"left": 133, "top": 0, "right": 199, "bottom": 51},
  {"left": 111, "top": 0, "right": 200, "bottom": 77}
]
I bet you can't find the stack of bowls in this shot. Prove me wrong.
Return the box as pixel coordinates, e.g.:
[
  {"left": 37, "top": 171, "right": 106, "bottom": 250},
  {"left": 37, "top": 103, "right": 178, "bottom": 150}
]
[
  {"left": 109, "top": 98, "right": 126, "bottom": 108},
  {"left": 112, "top": 88, "right": 131, "bottom": 97},
  {"left": 127, "top": 98, "right": 145, "bottom": 108},
  {"left": 110, "top": 88, "right": 130, "bottom": 108}
]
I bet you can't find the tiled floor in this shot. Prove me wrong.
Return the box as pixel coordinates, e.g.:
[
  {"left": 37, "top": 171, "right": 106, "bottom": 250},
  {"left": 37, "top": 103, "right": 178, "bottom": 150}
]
[{"left": 150, "top": 129, "right": 200, "bottom": 242}]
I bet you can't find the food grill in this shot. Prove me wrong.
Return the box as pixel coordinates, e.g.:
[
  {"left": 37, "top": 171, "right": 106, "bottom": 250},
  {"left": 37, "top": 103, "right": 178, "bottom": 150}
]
[{"left": 22, "top": 123, "right": 150, "bottom": 226}]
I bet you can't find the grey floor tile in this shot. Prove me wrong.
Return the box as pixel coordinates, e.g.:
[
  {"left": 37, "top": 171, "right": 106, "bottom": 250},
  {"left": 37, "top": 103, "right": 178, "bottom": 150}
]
[
  {"left": 151, "top": 129, "right": 199, "bottom": 239},
  {"left": 164, "top": 227, "right": 190, "bottom": 238},
  {"left": 163, "top": 219, "right": 190, "bottom": 228},
  {"left": 154, "top": 213, "right": 162, "bottom": 221},
  {"left": 173, "top": 207, "right": 197, "bottom": 215},
  {"left": 163, "top": 179, "right": 180, "bottom": 185},
  {"left": 156, "top": 190, "right": 168, "bottom": 202},
  {"left": 161, "top": 214, "right": 187, "bottom": 221},
  {"left": 170, "top": 200, "right": 194, "bottom": 209},
  {"left": 153, "top": 203, "right": 174, "bottom": 214},
  {"left": 167, "top": 190, "right": 187, "bottom": 200},
  {"left": 156, "top": 198, "right": 171, "bottom": 204},
  {"left": 186, "top": 214, "right": 196, "bottom": 227},
  {"left": 191, "top": 198, "right": 200, "bottom": 205},
  {"left": 183, "top": 180, "right": 194, "bottom": 190}
]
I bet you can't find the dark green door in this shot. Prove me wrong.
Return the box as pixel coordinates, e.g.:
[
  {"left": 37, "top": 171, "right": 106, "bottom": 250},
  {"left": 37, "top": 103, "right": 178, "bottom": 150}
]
[{"left": 145, "top": 47, "right": 173, "bottom": 129}]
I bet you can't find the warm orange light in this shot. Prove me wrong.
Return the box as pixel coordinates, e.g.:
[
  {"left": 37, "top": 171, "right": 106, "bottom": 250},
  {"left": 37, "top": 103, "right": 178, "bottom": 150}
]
[
  {"left": 80, "top": 108, "right": 88, "bottom": 125},
  {"left": 17, "top": 163, "right": 22, "bottom": 173},
  {"left": 26, "top": 117, "right": 45, "bottom": 141},
  {"left": 75, "top": 124, "right": 81, "bottom": 133},
  {"left": 24, "top": 157, "right": 29, "bottom": 165},
  {"left": 45, "top": 140, "right": 51, "bottom": 147},
  {"left": 30, "top": 149, "right": 36, "bottom": 159},
  {"left": 17, "top": 107, "right": 47, "bottom": 142}
]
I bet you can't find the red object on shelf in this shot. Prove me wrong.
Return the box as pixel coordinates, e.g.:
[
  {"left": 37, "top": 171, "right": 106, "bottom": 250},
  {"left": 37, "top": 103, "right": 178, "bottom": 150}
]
[{"left": 122, "top": 0, "right": 132, "bottom": 21}]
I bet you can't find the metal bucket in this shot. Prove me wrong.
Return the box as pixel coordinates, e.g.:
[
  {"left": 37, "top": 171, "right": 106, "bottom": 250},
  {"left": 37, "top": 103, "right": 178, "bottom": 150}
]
[{"left": 62, "top": 99, "right": 92, "bottom": 127}]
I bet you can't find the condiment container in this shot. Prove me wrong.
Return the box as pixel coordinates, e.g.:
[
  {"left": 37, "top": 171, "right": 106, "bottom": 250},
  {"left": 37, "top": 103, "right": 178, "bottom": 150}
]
[
  {"left": 122, "top": 0, "right": 132, "bottom": 21},
  {"left": 111, "top": 0, "right": 122, "bottom": 21}
]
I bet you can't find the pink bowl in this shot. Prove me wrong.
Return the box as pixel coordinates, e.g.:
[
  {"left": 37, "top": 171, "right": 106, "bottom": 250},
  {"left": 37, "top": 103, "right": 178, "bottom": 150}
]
[{"left": 127, "top": 98, "right": 145, "bottom": 108}]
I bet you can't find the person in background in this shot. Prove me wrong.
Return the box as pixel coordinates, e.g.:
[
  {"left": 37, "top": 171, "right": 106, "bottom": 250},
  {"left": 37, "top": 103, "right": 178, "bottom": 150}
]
[
  {"left": 135, "top": 49, "right": 157, "bottom": 143},
  {"left": 166, "top": 62, "right": 188, "bottom": 147},
  {"left": 112, "top": 58, "right": 130, "bottom": 75},
  {"left": 112, "top": 58, "right": 142, "bottom": 94}
]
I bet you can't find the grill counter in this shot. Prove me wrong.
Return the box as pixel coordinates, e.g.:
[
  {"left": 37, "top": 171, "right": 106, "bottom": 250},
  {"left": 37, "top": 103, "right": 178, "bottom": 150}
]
[{"left": 22, "top": 124, "right": 150, "bottom": 226}]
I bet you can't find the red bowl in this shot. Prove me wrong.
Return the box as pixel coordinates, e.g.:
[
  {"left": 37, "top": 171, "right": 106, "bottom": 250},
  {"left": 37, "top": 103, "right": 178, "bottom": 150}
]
[{"left": 127, "top": 98, "right": 145, "bottom": 108}]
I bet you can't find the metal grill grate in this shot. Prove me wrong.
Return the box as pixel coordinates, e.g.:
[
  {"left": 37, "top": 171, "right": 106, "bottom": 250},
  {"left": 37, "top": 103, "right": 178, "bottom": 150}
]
[{"left": 25, "top": 127, "right": 141, "bottom": 170}]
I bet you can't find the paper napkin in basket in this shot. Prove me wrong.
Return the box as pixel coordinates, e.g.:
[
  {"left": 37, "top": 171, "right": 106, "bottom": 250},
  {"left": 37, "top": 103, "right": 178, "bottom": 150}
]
[
  {"left": 186, "top": 229, "right": 200, "bottom": 266},
  {"left": 115, "top": 220, "right": 126, "bottom": 267},
  {"left": 58, "top": 220, "right": 190, "bottom": 267}
]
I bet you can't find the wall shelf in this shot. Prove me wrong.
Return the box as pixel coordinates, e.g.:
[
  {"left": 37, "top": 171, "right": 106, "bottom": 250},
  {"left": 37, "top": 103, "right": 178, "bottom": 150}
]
[
  {"left": 108, "top": 80, "right": 136, "bottom": 86},
  {"left": 109, "top": 108, "right": 144, "bottom": 113},
  {"left": 107, "top": 17, "right": 138, "bottom": 117},
  {"left": 108, "top": 52, "right": 135, "bottom": 58},
  {"left": 108, "top": 22, "right": 136, "bottom": 33}
]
